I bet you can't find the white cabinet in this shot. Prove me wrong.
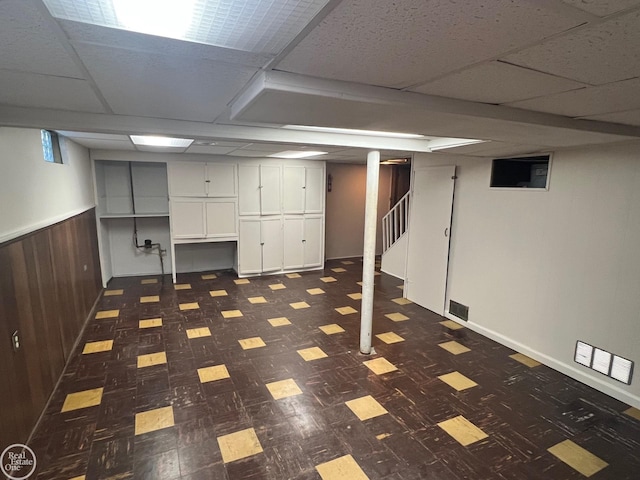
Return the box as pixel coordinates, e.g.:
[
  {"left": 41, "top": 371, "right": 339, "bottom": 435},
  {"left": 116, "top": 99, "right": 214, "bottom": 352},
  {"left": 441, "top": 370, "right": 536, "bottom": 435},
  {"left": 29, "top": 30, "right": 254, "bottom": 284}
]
[
  {"left": 283, "top": 215, "right": 323, "bottom": 269},
  {"left": 169, "top": 162, "right": 236, "bottom": 197},
  {"left": 171, "top": 198, "right": 237, "bottom": 239},
  {"left": 283, "top": 165, "right": 324, "bottom": 214},
  {"left": 238, "top": 217, "right": 283, "bottom": 274},
  {"left": 238, "top": 165, "right": 281, "bottom": 216}
]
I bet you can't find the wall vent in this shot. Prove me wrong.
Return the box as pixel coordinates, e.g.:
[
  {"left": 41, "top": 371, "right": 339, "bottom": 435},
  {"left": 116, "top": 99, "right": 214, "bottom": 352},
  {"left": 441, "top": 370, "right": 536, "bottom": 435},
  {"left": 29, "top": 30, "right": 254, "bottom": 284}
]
[{"left": 449, "top": 300, "right": 469, "bottom": 321}]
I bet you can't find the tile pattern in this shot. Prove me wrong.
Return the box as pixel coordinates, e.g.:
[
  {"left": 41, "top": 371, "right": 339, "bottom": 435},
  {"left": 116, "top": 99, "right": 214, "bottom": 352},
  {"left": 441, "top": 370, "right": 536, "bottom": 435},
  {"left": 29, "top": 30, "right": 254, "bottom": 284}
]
[
  {"left": 437, "top": 415, "right": 488, "bottom": 446},
  {"left": 510, "top": 352, "right": 542, "bottom": 368},
  {"left": 28, "top": 259, "right": 639, "bottom": 480},
  {"left": 548, "top": 439, "right": 609, "bottom": 477}
]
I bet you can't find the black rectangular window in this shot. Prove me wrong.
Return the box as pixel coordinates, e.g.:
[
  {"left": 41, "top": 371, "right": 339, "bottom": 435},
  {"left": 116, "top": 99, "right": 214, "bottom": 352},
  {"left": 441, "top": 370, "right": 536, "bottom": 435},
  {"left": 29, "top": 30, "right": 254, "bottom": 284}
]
[{"left": 490, "top": 154, "right": 550, "bottom": 189}]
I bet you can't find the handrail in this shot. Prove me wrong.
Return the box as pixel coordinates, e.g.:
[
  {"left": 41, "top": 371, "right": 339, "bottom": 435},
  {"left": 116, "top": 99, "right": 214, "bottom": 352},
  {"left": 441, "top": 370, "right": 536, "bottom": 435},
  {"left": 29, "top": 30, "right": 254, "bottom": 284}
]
[{"left": 382, "top": 191, "right": 410, "bottom": 253}]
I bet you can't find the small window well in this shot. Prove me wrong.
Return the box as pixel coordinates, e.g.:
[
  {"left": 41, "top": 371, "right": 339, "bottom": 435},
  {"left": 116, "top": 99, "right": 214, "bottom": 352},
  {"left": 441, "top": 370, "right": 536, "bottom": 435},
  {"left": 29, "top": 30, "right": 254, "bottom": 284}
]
[
  {"left": 41, "top": 129, "right": 63, "bottom": 164},
  {"left": 490, "top": 154, "right": 550, "bottom": 189}
]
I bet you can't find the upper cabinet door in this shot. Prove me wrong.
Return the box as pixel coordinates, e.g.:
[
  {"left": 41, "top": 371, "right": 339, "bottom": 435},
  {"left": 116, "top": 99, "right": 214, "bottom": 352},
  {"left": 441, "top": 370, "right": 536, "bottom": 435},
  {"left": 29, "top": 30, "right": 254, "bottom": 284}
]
[
  {"left": 305, "top": 166, "right": 324, "bottom": 214},
  {"left": 171, "top": 200, "right": 205, "bottom": 238},
  {"left": 260, "top": 165, "right": 281, "bottom": 215},
  {"left": 205, "top": 199, "right": 237, "bottom": 238},
  {"left": 169, "top": 162, "right": 207, "bottom": 197},
  {"left": 206, "top": 163, "right": 237, "bottom": 197},
  {"left": 238, "top": 165, "right": 261, "bottom": 216},
  {"left": 283, "top": 166, "right": 305, "bottom": 214}
]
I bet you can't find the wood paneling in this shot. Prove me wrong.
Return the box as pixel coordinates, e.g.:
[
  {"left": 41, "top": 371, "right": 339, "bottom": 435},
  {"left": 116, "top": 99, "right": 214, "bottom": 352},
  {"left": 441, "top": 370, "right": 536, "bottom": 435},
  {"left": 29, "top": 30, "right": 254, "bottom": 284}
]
[{"left": 0, "top": 209, "right": 102, "bottom": 448}]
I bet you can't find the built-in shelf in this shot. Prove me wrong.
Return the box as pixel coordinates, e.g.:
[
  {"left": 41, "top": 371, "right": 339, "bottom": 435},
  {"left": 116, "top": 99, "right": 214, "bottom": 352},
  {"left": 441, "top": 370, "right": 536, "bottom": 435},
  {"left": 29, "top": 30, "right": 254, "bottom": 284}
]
[{"left": 100, "top": 213, "right": 170, "bottom": 219}]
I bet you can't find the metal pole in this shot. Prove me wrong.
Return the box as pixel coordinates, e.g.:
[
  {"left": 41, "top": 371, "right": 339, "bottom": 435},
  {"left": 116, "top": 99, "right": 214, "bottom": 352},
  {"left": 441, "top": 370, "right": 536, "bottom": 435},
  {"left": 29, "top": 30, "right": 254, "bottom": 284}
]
[{"left": 360, "top": 150, "right": 380, "bottom": 354}]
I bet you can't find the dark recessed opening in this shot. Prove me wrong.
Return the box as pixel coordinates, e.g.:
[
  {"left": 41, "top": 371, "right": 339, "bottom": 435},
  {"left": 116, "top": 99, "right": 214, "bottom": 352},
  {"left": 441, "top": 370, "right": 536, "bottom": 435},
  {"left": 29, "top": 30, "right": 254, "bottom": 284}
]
[{"left": 490, "top": 154, "right": 550, "bottom": 189}]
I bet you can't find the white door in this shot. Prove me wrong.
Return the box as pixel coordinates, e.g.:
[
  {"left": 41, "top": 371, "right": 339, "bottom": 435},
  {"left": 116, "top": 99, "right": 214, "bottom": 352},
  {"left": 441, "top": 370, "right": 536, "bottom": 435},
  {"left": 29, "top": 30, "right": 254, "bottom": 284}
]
[
  {"left": 238, "top": 219, "right": 262, "bottom": 274},
  {"left": 169, "top": 162, "right": 206, "bottom": 197},
  {"left": 170, "top": 200, "right": 205, "bottom": 238},
  {"left": 405, "top": 165, "right": 456, "bottom": 315},
  {"left": 260, "top": 165, "right": 281, "bottom": 215},
  {"left": 261, "top": 217, "right": 283, "bottom": 272},
  {"left": 238, "top": 165, "right": 261, "bottom": 215},
  {"left": 283, "top": 166, "right": 306, "bottom": 214},
  {"left": 205, "top": 199, "right": 237, "bottom": 238},
  {"left": 206, "top": 163, "right": 236, "bottom": 197},
  {"left": 283, "top": 216, "right": 304, "bottom": 269},
  {"left": 303, "top": 215, "right": 323, "bottom": 267},
  {"left": 304, "top": 166, "right": 324, "bottom": 213}
]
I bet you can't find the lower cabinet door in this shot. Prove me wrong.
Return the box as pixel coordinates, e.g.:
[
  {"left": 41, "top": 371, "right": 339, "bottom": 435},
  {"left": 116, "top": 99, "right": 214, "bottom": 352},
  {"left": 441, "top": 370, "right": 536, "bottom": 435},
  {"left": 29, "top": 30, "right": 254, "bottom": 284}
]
[
  {"left": 171, "top": 200, "right": 205, "bottom": 238},
  {"left": 303, "top": 216, "right": 323, "bottom": 267},
  {"left": 261, "top": 217, "right": 283, "bottom": 272},
  {"left": 283, "top": 217, "right": 304, "bottom": 269},
  {"left": 205, "top": 199, "right": 237, "bottom": 237},
  {"left": 238, "top": 219, "right": 262, "bottom": 274}
]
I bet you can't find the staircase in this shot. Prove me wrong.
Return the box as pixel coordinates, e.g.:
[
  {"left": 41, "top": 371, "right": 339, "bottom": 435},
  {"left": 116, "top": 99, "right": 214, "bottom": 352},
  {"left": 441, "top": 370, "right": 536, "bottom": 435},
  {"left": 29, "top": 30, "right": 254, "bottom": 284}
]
[{"left": 381, "top": 191, "right": 410, "bottom": 279}]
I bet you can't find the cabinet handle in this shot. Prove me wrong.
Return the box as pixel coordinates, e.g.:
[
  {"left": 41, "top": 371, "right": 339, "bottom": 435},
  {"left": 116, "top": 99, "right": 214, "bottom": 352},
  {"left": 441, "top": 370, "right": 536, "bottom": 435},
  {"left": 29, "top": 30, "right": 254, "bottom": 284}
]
[
  {"left": 260, "top": 242, "right": 265, "bottom": 246},
  {"left": 302, "top": 239, "right": 306, "bottom": 243},
  {"left": 205, "top": 180, "right": 211, "bottom": 183}
]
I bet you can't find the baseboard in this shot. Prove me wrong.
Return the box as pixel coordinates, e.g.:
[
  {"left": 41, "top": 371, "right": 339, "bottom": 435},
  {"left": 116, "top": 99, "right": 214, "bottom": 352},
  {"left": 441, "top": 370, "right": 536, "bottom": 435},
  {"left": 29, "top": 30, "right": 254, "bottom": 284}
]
[
  {"left": 444, "top": 312, "right": 640, "bottom": 409},
  {"left": 380, "top": 268, "right": 404, "bottom": 280}
]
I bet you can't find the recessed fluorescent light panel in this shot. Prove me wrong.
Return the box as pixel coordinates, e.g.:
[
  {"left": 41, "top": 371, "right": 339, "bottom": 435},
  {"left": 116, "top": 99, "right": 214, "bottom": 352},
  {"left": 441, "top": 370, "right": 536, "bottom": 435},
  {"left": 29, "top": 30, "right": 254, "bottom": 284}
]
[
  {"left": 283, "top": 125, "right": 426, "bottom": 139},
  {"left": 269, "top": 150, "right": 328, "bottom": 159},
  {"left": 130, "top": 135, "right": 194, "bottom": 148},
  {"left": 429, "top": 139, "right": 485, "bottom": 151},
  {"left": 43, "top": 0, "right": 330, "bottom": 54}
]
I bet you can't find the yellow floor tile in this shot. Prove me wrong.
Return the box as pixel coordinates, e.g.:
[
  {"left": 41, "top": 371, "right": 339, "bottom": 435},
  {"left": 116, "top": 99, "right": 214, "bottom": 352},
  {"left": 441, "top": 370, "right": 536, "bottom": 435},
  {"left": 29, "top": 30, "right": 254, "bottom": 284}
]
[
  {"left": 397, "top": 285, "right": 404, "bottom": 290},
  {"left": 268, "top": 317, "right": 291, "bottom": 327},
  {"left": 174, "top": 284, "right": 191, "bottom": 290},
  {"left": 186, "top": 327, "right": 211, "bottom": 339},
  {"left": 624, "top": 407, "right": 640, "bottom": 420},
  {"left": 363, "top": 357, "right": 398, "bottom": 375},
  {"left": 509, "top": 353, "right": 542, "bottom": 368},
  {"left": 437, "top": 415, "right": 488, "bottom": 446},
  {"left": 341, "top": 260, "right": 354, "bottom": 265},
  {"left": 332, "top": 267, "right": 346, "bottom": 273},
  {"left": 290, "top": 301, "right": 310, "bottom": 309},
  {"left": 357, "top": 281, "right": 364, "bottom": 286},
  {"left": 439, "top": 320, "right": 464, "bottom": 330},
  {"left": 222, "top": 310, "right": 243, "bottom": 318},
  {"left": 104, "top": 289, "right": 123, "bottom": 296},
  {"left": 179, "top": 302, "right": 200, "bottom": 311},
  {"left": 374, "top": 271, "right": 381, "bottom": 276},
  {"left": 347, "top": 292, "right": 362, "bottom": 300},
  {"left": 141, "top": 278, "right": 158, "bottom": 284},
  {"left": 320, "top": 276, "right": 337, "bottom": 283},
  {"left": 286, "top": 273, "right": 301, "bottom": 278},
  {"left": 319, "top": 324, "right": 345, "bottom": 335},
  {"left": 438, "top": 371, "right": 478, "bottom": 391},
  {"left": 61, "top": 388, "right": 104, "bottom": 413},
  {"left": 385, "top": 312, "right": 409, "bottom": 322},
  {"left": 139, "top": 318, "right": 163, "bottom": 329},
  {"left": 135, "top": 406, "right": 174, "bottom": 436},
  {"left": 548, "top": 440, "right": 608, "bottom": 477},
  {"left": 269, "top": 283, "right": 287, "bottom": 290},
  {"left": 140, "top": 295, "right": 160, "bottom": 303},
  {"left": 307, "top": 288, "right": 325, "bottom": 295},
  {"left": 82, "top": 340, "right": 114, "bottom": 354},
  {"left": 335, "top": 306, "right": 358, "bottom": 315},
  {"left": 346, "top": 395, "right": 388, "bottom": 421},
  {"left": 69, "top": 476, "right": 86, "bottom": 480},
  {"left": 392, "top": 297, "right": 412, "bottom": 305},
  {"left": 438, "top": 341, "right": 471, "bottom": 355},
  {"left": 376, "top": 433, "right": 391, "bottom": 440},
  {"left": 218, "top": 428, "right": 263, "bottom": 464},
  {"left": 249, "top": 296, "right": 267, "bottom": 304},
  {"left": 137, "top": 351, "right": 167, "bottom": 368},
  {"left": 198, "top": 364, "right": 230, "bottom": 383},
  {"left": 316, "top": 454, "right": 369, "bottom": 480},
  {"left": 297, "top": 347, "right": 328, "bottom": 361},
  {"left": 210, "top": 289, "right": 228, "bottom": 297},
  {"left": 375, "top": 332, "right": 404, "bottom": 344},
  {"left": 266, "top": 378, "right": 303, "bottom": 400},
  {"left": 238, "top": 337, "right": 266, "bottom": 350},
  {"left": 234, "top": 279, "right": 250, "bottom": 285},
  {"left": 201, "top": 273, "right": 217, "bottom": 280},
  {"left": 95, "top": 310, "right": 119, "bottom": 319}
]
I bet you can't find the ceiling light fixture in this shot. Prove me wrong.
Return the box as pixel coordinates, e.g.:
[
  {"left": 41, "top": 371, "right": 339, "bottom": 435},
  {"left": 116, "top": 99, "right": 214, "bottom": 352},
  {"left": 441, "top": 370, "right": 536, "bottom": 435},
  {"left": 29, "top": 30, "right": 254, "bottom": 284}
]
[
  {"left": 380, "top": 158, "right": 410, "bottom": 165},
  {"left": 112, "top": 0, "right": 195, "bottom": 40},
  {"left": 130, "top": 135, "right": 194, "bottom": 147},
  {"left": 429, "top": 139, "right": 485, "bottom": 151},
  {"left": 283, "top": 125, "right": 426, "bottom": 139},
  {"left": 269, "top": 150, "right": 328, "bottom": 159}
]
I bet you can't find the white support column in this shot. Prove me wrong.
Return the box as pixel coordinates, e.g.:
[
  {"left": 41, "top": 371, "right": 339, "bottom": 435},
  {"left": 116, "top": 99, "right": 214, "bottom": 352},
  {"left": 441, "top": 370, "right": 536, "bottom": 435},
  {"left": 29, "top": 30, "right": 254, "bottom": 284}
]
[{"left": 360, "top": 150, "right": 380, "bottom": 354}]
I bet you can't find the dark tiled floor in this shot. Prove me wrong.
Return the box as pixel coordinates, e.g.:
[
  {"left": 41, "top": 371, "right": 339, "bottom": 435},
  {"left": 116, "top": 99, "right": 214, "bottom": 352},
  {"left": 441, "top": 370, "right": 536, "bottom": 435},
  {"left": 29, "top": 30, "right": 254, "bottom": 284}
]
[{"left": 29, "top": 259, "right": 640, "bottom": 479}]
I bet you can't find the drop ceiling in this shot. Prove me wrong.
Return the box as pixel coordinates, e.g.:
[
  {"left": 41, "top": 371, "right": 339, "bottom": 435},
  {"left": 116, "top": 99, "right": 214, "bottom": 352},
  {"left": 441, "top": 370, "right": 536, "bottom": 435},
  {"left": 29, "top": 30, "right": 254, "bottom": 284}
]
[{"left": 1, "top": 0, "right": 640, "bottom": 161}]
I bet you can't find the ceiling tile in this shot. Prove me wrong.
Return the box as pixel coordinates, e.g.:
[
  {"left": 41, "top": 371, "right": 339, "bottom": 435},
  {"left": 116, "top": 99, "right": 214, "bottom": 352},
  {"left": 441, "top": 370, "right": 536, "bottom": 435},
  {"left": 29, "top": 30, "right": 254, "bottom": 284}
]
[
  {"left": 0, "top": 0, "right": 84, "bottom": 78},
  {"left": 507, "top": 77, "right": 640, "bottom": 117},
  {"left": 57, "top": 131, "right": 129, "bottom": 141},
  {"left": 65, "top": 138, "right": 136, "bottom": 150},
  {"left": 0, "top": 70, "right": 105, "bottom": 112},
  {"left": 438, "top": 141, "right": 547, "bottom": 157},
  {"left": 74, "top": 43, "right": 258, "bottom": 122},
  {"left": 187, "top": 144, "right": 248, "bottom": 155},
  {"left": 561, "top": 0, "right": 640, "bottom": 16},
  {"left": 411, "top": 61, "right": 586, "bottom": 104},
  {"left": 277, "top": 0, "right": 589, "bottom": 88},
  {"left": 502, "top": 10, "right": 640, "bottom": 85},
  {"left": 582, "top": 108, "right": 640, "bottom": 126}
]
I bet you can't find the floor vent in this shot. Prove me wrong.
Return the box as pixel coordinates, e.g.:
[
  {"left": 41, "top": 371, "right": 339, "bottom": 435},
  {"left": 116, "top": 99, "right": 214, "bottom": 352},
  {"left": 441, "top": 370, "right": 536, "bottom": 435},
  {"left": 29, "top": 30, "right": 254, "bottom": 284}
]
[{"left": 449, "top": 300, "right": 469, "bottom": 321}]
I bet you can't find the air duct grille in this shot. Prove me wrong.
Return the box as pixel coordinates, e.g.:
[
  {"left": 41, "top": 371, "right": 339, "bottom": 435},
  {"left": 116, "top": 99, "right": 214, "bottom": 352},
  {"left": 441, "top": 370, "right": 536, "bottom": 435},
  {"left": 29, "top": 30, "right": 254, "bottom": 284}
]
[{"left": 449, "top": 300, "right": 469, "bottom": 321}]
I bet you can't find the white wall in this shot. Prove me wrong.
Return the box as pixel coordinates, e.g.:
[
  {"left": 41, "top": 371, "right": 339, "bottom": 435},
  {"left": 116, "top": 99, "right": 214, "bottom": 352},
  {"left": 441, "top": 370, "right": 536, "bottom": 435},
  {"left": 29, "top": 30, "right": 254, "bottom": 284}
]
[
  {"left": 413, "top": 142, "right": 640, "bottom": 407},
  {"left": 0, "top": 127, "right": 94, "bottom": 242},
  {"left": 325, "top": 163, "right": 392, "bottom": 259}
]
